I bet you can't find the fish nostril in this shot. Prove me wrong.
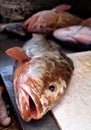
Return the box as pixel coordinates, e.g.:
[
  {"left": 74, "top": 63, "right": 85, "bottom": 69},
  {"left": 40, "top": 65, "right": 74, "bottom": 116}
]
[{"left": 49, "top": 85, "right": 55, "bottom": 92}]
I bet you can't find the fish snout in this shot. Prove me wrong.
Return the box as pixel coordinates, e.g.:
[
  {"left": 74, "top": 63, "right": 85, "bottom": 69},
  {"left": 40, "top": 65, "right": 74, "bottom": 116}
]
[
  {"left": 28, "top": 92, "right": 43, "bottom": 120},
  {"left": 15, "top": 84, "right": 44, "bottom": 121}
]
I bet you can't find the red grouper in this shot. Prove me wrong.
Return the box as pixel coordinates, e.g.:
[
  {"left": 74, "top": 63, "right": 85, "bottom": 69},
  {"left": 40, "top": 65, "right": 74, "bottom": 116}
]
[
  {"left": 6, "top": 34, "right": 74, "bottom": 121},
  {"left": 22, "top": 4, "right": 82, "bottom": 34}
]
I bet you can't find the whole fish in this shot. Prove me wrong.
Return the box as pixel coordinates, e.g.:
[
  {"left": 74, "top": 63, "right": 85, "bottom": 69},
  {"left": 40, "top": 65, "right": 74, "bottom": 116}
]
[
  {"left": 22, "top": 4, "right": 82, "bottom": 34},
  {"left": 53, "top": 18, "right": 91, "bottom": 45},
  {"left": 5, "top": 34, "right": 74, "bottom": 122}
]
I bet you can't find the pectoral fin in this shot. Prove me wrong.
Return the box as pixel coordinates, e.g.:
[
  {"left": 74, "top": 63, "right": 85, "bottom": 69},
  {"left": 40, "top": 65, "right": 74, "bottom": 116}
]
[{"left": 5, "top": 47, "right": 29, "bottom": 61}]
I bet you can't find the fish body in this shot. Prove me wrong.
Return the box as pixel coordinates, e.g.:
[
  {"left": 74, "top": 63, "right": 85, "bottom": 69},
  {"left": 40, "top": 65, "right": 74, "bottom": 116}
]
[
  {"left": 6, "top": 34, "right": 74, "bottom": 121},
  {"left": 53, "top": 25, "right": 91, "bottom": 44},
  {"left": 53, "top": 18, "right": 91, "bottom": 45},
  {"left": 22, "top": 4, "right": 82, "bottom": 34}
]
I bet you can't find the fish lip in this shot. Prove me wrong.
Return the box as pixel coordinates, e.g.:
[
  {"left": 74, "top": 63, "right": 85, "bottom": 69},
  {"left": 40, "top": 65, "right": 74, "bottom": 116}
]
[{"left": 18, "top": 83, "right": 43, "bottom": 121}]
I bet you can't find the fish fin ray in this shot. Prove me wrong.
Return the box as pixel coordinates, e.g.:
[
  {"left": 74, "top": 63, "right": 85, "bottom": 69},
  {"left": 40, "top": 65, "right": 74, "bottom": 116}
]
[
  {"left": 5, "top": 47, "right": 29, "bottom": 61},
  {"left": 52, "top": 4, "right": 72, "bottom": 13}
]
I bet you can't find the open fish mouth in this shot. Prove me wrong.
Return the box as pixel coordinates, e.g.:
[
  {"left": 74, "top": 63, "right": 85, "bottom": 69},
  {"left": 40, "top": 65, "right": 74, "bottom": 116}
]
[
  {"left": 28, "top": 93, "right": 43, "bottom": 120},
  {"left": 15, "top": 84, "right": 43, "bottom": 121},
  {"left": 29, "top": 96, "right": 37, "bottom": 118}
]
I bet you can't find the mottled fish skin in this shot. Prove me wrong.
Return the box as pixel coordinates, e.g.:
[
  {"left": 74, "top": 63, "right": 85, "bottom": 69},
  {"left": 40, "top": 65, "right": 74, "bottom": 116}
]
[
  {"left": 22, "top": 4, "right": 82, "bottom": 34},
  {"left": 53, "top": 18, "right": 91, "bottom": 45},
  {"left": 6, "top": 34, "right": 74, "bottom": 121}
]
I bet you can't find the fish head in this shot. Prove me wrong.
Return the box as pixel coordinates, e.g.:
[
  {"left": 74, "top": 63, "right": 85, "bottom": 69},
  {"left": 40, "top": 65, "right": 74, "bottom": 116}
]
[
  {"left": 13, "top": 56, "right": 68, "bottom": 121},
  {"left": 22, "top": 11, "right": 59, "bottom": 34},
  {"left": 6, "top": 47, "right": 73, "bottom": 121}
]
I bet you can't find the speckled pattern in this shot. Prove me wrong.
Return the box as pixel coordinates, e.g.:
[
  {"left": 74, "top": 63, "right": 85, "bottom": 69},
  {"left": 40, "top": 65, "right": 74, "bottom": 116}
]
[
  {"left": 0, "top": 0, "right": 61, "bottom": 23},
  {"left": 0, "top": 0, "right": 39, "bottom": 22}
]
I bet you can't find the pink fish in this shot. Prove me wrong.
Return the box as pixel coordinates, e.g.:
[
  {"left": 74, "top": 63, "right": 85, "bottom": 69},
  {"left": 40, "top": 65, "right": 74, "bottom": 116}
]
[
  {"left": 22, "top": 4, "right": 82, "bottom": 34},
  {"left": 53, "top": 18, "right": 91, "bottom": 45},
  {"left": 5, "top": 34, "right": 74, "bottom": 121}
]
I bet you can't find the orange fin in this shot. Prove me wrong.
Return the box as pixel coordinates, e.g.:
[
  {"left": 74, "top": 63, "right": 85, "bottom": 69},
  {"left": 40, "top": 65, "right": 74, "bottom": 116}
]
[
  {"left": 5, "top": 47, "right": 29, "bottom": 61},
  {"left": 52, "top": 4, "right": 72, "bottom": 13}
]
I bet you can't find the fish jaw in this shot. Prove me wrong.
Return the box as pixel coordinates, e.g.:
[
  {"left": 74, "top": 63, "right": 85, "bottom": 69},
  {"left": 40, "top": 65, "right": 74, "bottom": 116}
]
[
  {"left": 13, "top": 82, "right": 44, "bottom": 121},
  {"left": 14, "top": 85, "right": 32, "bottom": 121},
  {"left": 13, "top": 62, "right": 44, "bottom": 121},
  {"left": 14, "top": 79, "right": 67, "bottom": 122}
]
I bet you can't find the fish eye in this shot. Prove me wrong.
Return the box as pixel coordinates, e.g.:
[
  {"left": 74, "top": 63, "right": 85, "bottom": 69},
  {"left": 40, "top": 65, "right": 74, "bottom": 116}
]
[{"left": 49, "top": 85, "right": 55, "bottom": 92}]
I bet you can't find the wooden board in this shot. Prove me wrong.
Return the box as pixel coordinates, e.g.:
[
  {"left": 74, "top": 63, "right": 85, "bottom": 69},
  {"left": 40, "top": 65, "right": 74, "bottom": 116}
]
[{"left": 52, "top": 51, "right": 91, "bottom": 130}]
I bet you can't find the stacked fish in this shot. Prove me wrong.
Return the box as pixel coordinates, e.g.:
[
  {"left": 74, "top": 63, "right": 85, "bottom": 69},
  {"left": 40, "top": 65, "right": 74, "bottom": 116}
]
[
  {"left": 1, "top": 4, "right": 91, "bottom": 46},
  {"left": 22, "top": 4, "right": 91, "bottom": 48}
]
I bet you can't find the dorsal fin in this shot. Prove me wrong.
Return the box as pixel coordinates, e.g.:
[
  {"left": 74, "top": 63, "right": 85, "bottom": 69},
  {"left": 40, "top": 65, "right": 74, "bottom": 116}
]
[
  {"left": 52, "top": 4, "right": 72, "bottom": 13},
  {"left": 5, "top": 47, "right": 29, "bottom": 61}
]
